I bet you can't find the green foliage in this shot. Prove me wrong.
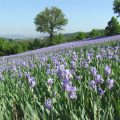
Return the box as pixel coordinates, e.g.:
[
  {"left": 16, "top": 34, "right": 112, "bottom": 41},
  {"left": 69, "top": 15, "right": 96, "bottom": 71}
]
[
  {"left": 52, "top": 34, "right": 65, "bottom": 45},
  {"left": 113, "top": 0, "right": 120, "bottom": 17},
  {"left": 34, "top": 6, "right": 68, "bottom": 43},
  {"left": 0, "top": 38, "right": 12, "bottom": 55},
  {"left": 76, "top": 32, "right": 87, "bottom": 40},
  {"left": 32, "top": 39, "right": 41, "bottom": 49},
  {"left": 88, "top": 29, "right": 105, "bottom": 38},
  {"left": 31, "top": 38, "right": 50, "bottom": 49},
  {"left": 12, "top": 44, "right": 24, "bottom": 54},
  {"left": 0, "top": 38, "right": 29, "bottom": 56},
  {"left": 75, "top": 29, "right": 105, "bottom": 40},
  {"left": 105, "top": 17, "right": 120, "bottom": 36}
]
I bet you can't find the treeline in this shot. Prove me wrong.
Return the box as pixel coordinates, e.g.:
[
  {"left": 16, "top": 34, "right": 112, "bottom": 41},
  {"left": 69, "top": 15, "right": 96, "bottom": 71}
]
[
  {"left": 76, "top": 29, "right": 105, "bottom": 40},
  {"left": 0, "top": 38, "right": 30, "bottom": 56},
  {"left": 0, "top": 29, "right": 104, "bottom": 56},
  {"left": 0, "top": 37, "right": 63, "bottom": 56}
]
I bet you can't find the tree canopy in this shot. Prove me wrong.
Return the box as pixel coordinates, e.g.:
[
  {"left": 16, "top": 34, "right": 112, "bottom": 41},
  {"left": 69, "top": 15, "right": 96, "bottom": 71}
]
[
  {"left": 105, "top": 16, "right": 120, "bottom": 36},
  {"left": 89, "top": 29, "right": 104, "bottom": 38},
  {"left": 34, "top": 6, "right": 68, "bottom": 44},
  {"left": 113, "top": 0, "right": 120, "bottom": 17},
  {"left": 76, "top": 32, "right": 87, "bottom": 40}
]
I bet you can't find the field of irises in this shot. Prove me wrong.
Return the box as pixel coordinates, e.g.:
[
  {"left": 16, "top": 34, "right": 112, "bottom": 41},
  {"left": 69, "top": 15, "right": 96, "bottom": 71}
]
[{"left": 0, "top": 37, "right": 120, "bottom": 120}]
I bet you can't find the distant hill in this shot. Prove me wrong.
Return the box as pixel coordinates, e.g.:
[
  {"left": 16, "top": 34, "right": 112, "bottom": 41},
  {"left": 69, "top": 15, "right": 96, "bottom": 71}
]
[
  {"left": 0, "top": 32, "right": 80, "bottom": 40},
  {"left": 0, "top": 34, "right": 46, "bottom": 39},
  {"left": 64, "top": 32, "right": 79, "bottom": 37},
  {"left": 0, "top": 34, "right": 27, "bottom": 39}
]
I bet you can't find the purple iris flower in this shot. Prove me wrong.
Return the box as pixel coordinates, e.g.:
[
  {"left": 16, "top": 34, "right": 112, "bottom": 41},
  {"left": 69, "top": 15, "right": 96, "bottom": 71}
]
[
  {"left": 96, "top": 54, "right": 102, "bottom": 59},
  {"left": 64, "top": 69, "right": 73, "bottom": 80},
  {"left": 107, "top": 79, "right": 114, "bottom": 89},
  {"left": 47, "top": 78, "right": 53, "bottom": 86},
  {"left": 69, "top": 92, "right": 77, "bottom": 99},
  {"left": 87, "top": 52, "right": 93, "bottom": 63},
  {"left": 42, "top": 57, "right": 46, "bottom": 62},
  {"left": 29, "top": 62, "right": 35, "bottom": 68},
  {"left": 61, "top": 79, "right": 72, "bottom": 90},
  {"left": 44, "top": 99, "right": 52, "bottom": 110},
  {"left": 47, "top": 64, "right": 51, "bottom": 68},
  {"left": 65, "top": 85, "right": 77, "bottom": 93},
  {"left": 104, "top": 65, "right": 111, "bottom": 76},
  {"left": 81, "top": 61, "right": 88, "bottom": 68},
  {"left": 75, "top": 76, "right": 81, "bottom": 80},
  {"left": 90, "top": 67, "right": 97, "bottom": 76},
  {"left": 28, "top": 77, "right": 36, "bottom": 88},
  {"left": 46, "top": 69, "right": 51, "bottom": 75},
  {"left": 25, "top": 72, "right": 30, "bottom": 79},
  {"left": 65, "top": 85, "right": 77, "bottom": 99},
  {"left": 21, "top": 61, "right": 27, "bottom": 67},
  {"left": 89, "top": 80, "right": 96, "bottom": 90},
  {"left": 30, "top": 80, "right": 36, "bottom": 87},
  {"left": 95, "top": 74, "right": 104, "bottom": 84},
  {"left": 11, "top": 65, "right": 17, "bottom": 72},
  {"left": 71, "top": 60, "right": 76, "bottom": 69},
  {"left": 18, "top": 71, "right": 23, "bottom": 78},
  {"left": 61, "top": 79, "right": 77, "bottom": 99},
  {"left": 98, "top": 87, "right": 105, "bottom": 95},
  {"left": 57, "top": 64, "right": 65, "bottom": 76}
]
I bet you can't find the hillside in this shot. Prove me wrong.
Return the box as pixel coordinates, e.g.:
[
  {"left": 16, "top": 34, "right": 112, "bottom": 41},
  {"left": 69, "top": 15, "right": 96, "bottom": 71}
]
[{"left": 0, "top": 35, "right": 120, "bottom": 64}]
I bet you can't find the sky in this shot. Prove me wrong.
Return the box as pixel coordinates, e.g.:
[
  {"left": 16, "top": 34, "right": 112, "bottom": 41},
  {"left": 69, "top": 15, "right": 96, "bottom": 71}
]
[{"left": 0, "top": 0, "right": 117, "bottom": 36}]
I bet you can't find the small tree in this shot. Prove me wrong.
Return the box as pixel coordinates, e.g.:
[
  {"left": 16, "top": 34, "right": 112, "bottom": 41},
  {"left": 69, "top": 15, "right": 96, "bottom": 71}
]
[
  {"left": 89, "top": 29, "right": 99, "bottom": 38},
  {"left": 32, "top": 39, "right": 40, "bottom": 49},
  {"left": 113, "top": 0, "right": 120, "bottom": 17},
  {"left": 88, "top": 29, "right": 105, "bottom": 38},
  {"left": 105, "top": 17, "right": 120, "bottom": 36},
  {"left": 76, "top": 32, "right": 87, "bottom": 40},
  {"left": 34, "top": 6, "right": 68, "bottom": 44},
  {"left": 53, "top": 33, "right": 65, "bottom": 45}
]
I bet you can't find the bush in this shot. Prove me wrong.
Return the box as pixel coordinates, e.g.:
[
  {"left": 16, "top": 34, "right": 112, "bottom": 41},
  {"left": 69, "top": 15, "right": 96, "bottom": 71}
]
[
  {"left": 76, "top": 32, "right": 87, "bottom": 40},
  {"left": 88, "top": 29, "right": 105, "bottom": 38},
  {"left": 52, "top": 34, "right": 65, "bottom": 45}
]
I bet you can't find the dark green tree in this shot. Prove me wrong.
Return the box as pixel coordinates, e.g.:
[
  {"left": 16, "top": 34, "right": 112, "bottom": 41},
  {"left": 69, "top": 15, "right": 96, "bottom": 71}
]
[
  {"left": 89, "top": 29, "right": 98, "bottom": 38},
  {"left": 113, "top": 0, "right": 120, "bottom": 17},
  {"left": 53, "top": 33, "right": 65, "bottom": 44},
  {"left": 88, "top": 29, "right": 104, "bottom": 38},
  {"left": 12, "top": 44, "right": 23, "bottom": 54},
  {"left": 32, "top": 38, "right": 40, "bottom": 49},
  {"left": 34, "top": 6, "right": 68, "bottom": 44},
  {"left": 105, "top": 17, "right": 120, "bottom": 36},
  {"left": 76, "top": 32, "right": 87, "bottom": 40}
]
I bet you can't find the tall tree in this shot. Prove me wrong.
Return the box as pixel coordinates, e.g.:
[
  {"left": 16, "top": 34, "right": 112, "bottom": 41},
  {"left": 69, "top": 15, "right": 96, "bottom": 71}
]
[
  {"left": 113, "top": 0, "right": 120, "bottom": 17},
  {"left": 34, "top": 6, "right": 68, "bottom": 44},
  {"left": 105, "top": 17, "right": 120, "bottom": 36}
]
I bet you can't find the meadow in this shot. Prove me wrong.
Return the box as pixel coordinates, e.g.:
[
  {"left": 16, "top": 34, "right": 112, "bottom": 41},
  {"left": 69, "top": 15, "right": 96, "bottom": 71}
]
[{"left": 0, "top": 37, "right": 120, "bottom": 120}]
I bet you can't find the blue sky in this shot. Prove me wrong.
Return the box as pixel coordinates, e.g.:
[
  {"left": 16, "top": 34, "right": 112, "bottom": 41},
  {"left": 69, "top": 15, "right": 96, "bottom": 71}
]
[{"left": 0, "top": 0, "right": 117, "bottom": 36}]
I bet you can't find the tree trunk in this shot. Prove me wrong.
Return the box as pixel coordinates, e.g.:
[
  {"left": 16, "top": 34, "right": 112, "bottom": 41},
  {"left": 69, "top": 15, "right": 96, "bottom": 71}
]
[
  {"left": 49, "top": 30, "right": 54, "bottom": 45},
  {"left": 50, "top": 33, "right": 53, "bottom": 42}
]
